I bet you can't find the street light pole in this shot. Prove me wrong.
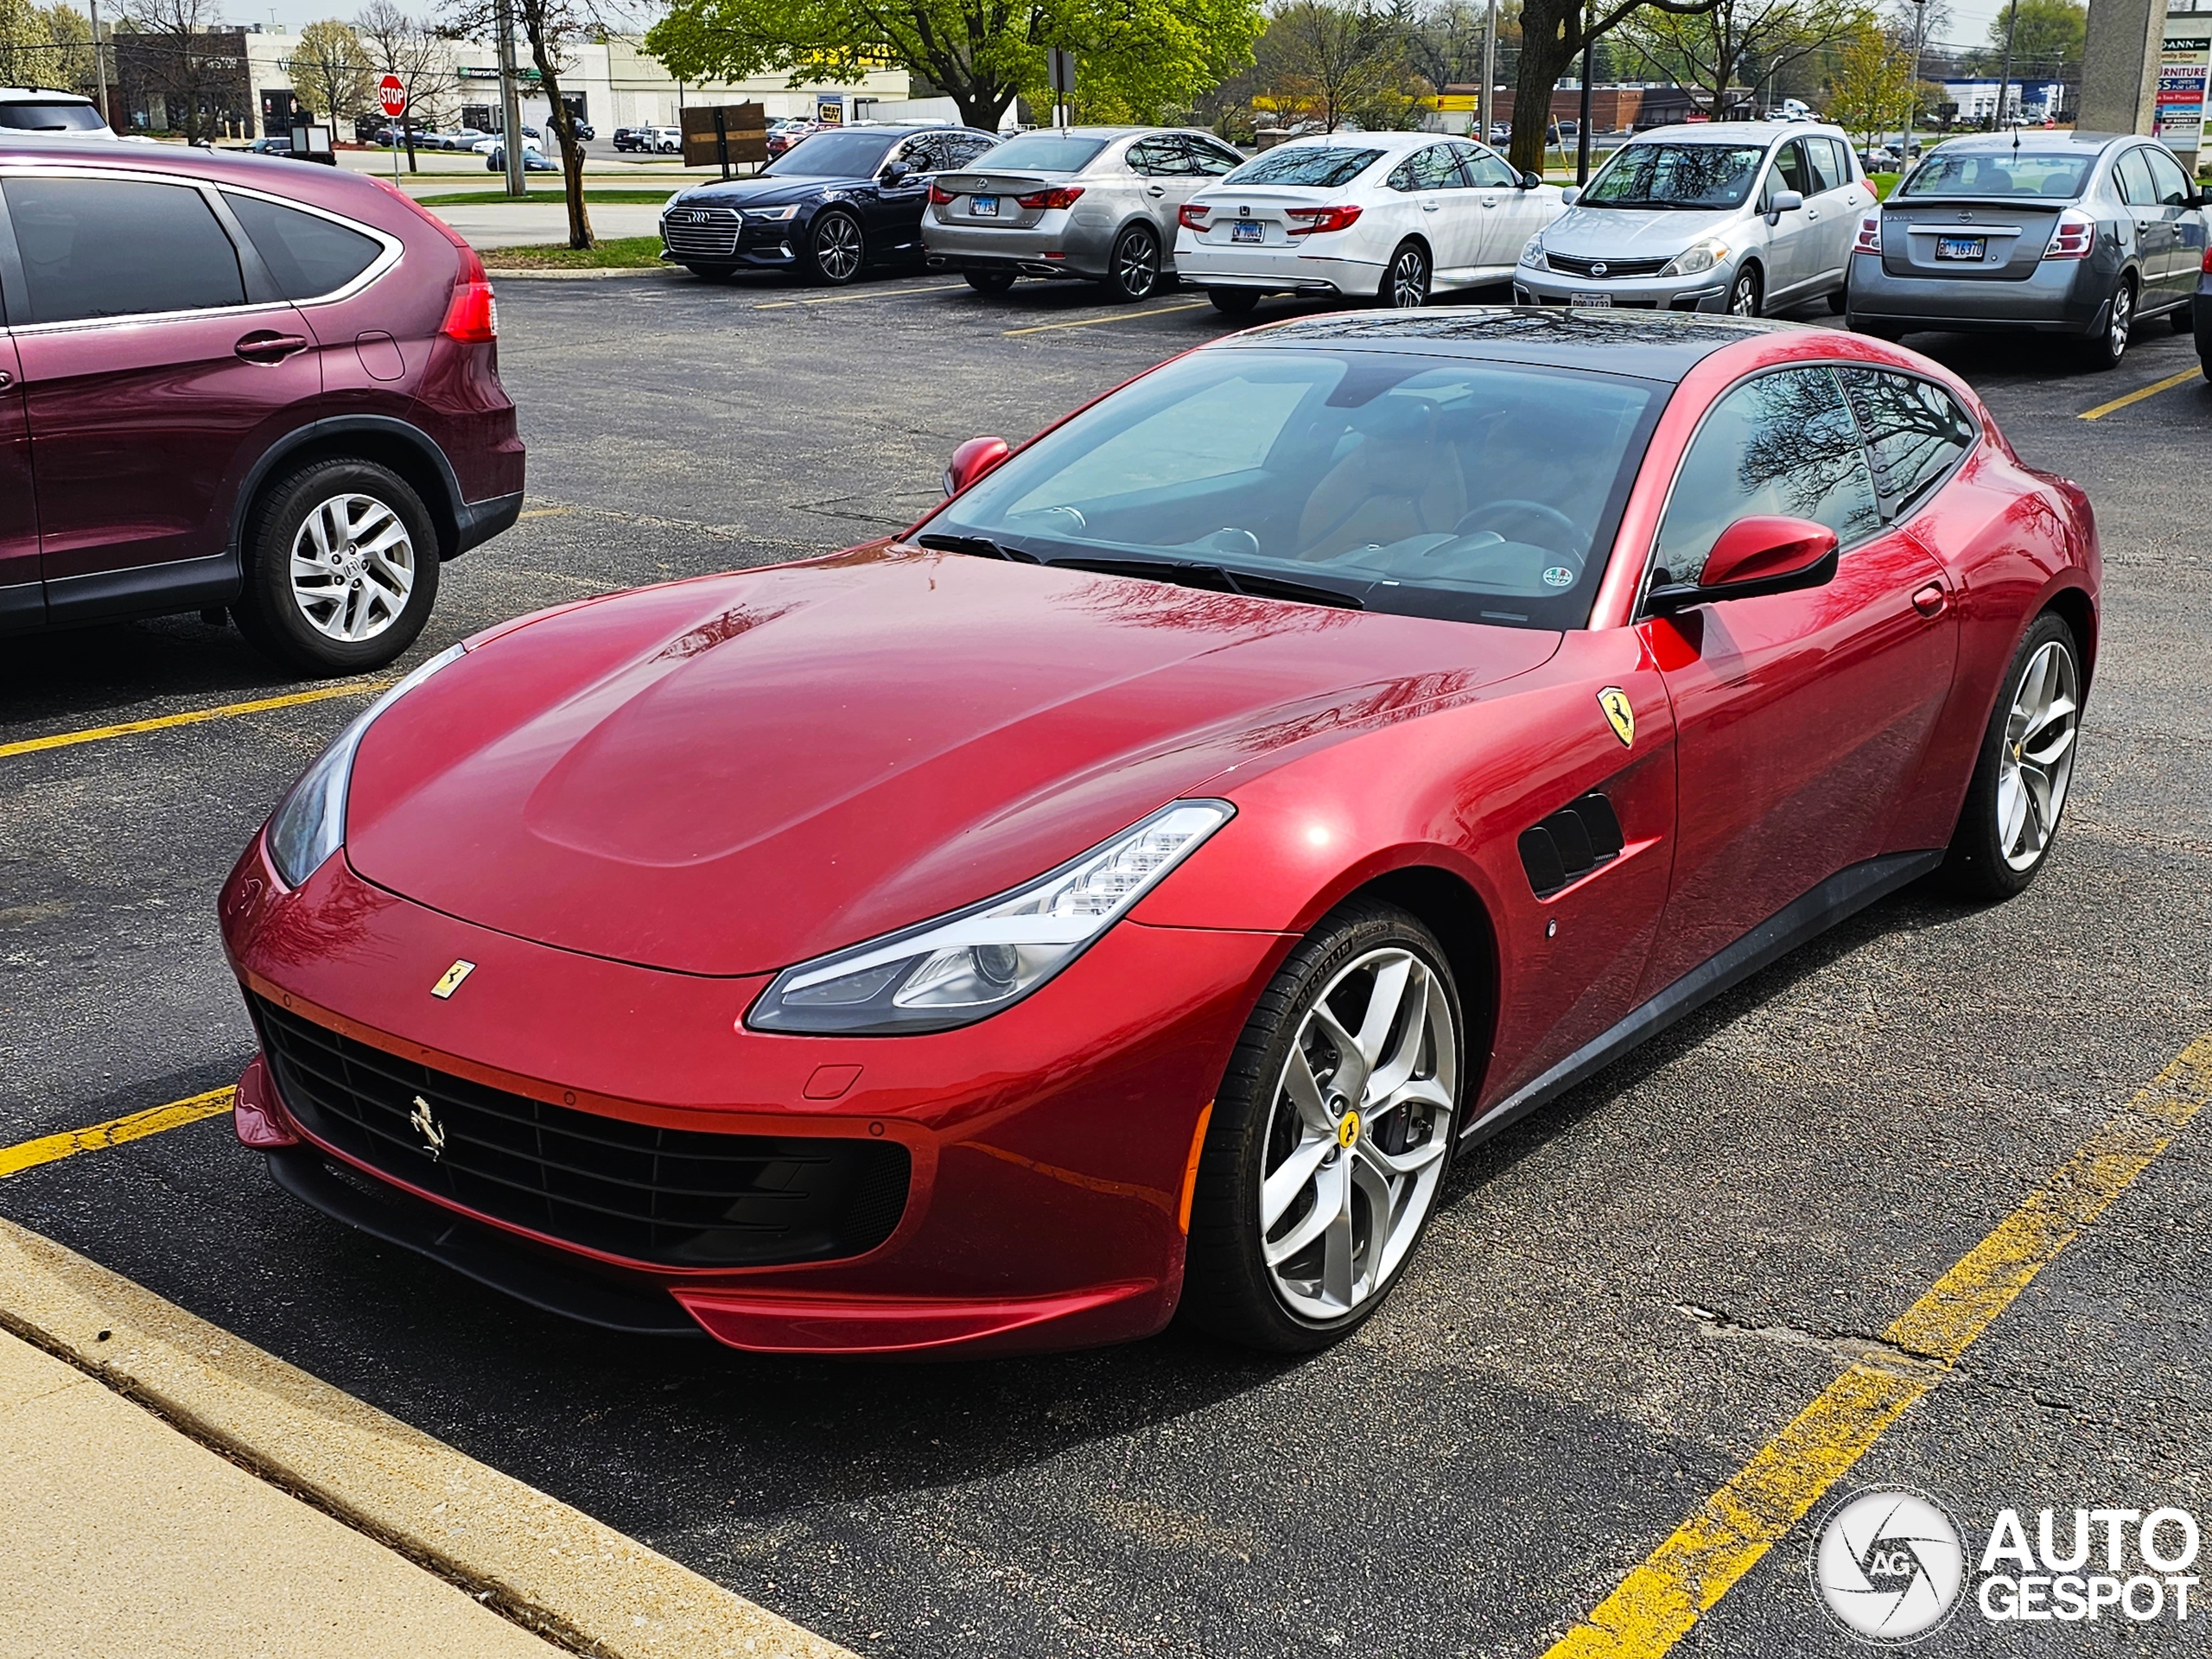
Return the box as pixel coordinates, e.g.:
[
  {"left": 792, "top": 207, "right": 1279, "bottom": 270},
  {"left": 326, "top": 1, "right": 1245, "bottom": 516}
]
[
  {"left": 496, "top": 0, "right": 525, "bottom": 198},
  {"left": 1994, "top": 0, "right": 2022, "bottom": 130},
  {"left": 1576, "top": 4, "right": 1594, "bottom": 186},
  {"left": 1479, "top": 0, "right": 1498, "bottom": 145},
  {"left": 1902, "top": 0, "right": 1927, "bottom": 175}
]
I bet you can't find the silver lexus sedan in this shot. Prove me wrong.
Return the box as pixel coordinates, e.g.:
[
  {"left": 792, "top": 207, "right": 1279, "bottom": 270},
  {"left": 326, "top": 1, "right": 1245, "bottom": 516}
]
[
  {"left": 923, "top": 126, "right": 1249, "bottom": 301},
  {"left": 1844, "top": 130, "right": 2207, "bottom": 372}
]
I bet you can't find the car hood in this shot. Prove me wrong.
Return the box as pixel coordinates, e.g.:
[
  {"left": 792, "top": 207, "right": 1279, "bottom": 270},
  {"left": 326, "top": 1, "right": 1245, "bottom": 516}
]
[
  {"left": 1541, "top": 204, "right": 1742, "bottom": 257},
  {"left": 344, "top": 547, "right": 1560, "bottom": 976},
  {"left": 677, "top": 177, "right": 842, "bottom": 210}
]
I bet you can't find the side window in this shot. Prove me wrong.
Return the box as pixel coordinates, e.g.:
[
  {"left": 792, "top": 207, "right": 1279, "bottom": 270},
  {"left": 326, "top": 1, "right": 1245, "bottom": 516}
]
[
  {"left": 948, "top": 133, "right": 995, "bottom": 167},
  {"left": 1805, "top": 137, "right": 1843, "bottom": 194},
  {"left": 1387, "top": 156, "right": 1419, "bottom": 193},
  {"left": 1836, "top": 368, "right": 1977, "bottom": 511},
  {"left": 1185, "top": 137, "right": 1243, "bottom": 176},
  {"left": 2115, "top": 148, "right": 2158, "bottom": 208},
  {"left": 1771, "top": 140, "right": 1812, "bottom": 197},
  {"left": 1128, "top": 137, "right": 1179, "bottom": 177},
  {"left": 224, "top": 193, "right": 380, "bottom": 300},
  {"left": 2145, "top": 146, "right": 2193, "bottom": 207},
  {"left": 1460, "top": 145, "right": 1519, "bottom": 188},
  {"left": 1407, "top": 144, "right": 1468, "bottom": 190},
  {"left": 3, "top": 176, "right": 245, "bottom": 324},
  {"left": 1653, "top": 366, "right": 1880, "bottom": 584}
]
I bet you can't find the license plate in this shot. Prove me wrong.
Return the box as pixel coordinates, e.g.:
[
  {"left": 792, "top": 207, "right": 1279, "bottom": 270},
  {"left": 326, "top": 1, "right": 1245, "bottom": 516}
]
[
  {"left": 1934, "top": 235, "right": 1986, "bottom": 261},
  {"left": 971, "top": 195, "right": 998, "bottom": 218},
  {"left": 1231, "top": 221, "right": 1263, "bottom": 244},
  {"left": 1569, "top": 291, "right": 1611, "bottom": 307}
]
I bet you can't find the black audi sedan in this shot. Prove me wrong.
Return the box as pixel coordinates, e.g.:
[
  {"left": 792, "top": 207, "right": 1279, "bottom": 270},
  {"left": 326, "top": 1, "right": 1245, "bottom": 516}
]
[{"left": 663, "top": 124, "right": 1000, "bottom": 284}]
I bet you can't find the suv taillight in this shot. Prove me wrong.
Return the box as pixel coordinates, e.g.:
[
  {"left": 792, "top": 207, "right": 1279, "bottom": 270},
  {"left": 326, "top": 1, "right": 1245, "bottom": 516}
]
[
  {"left": 1285, "top": 204, "right": 1362, "bottom": 235},
  {"left": 1014, "top": 185, "right": 1083, "bottom": 210},
  {"left": 2044, "top": 211, "right": 2095, "bottom": 260},
  {"left": 1178, "top": 203, "right": 1211, "bottom": 231},
  {"left": 927, "top": 181, "right": 955, "bottom": 206},
  {"left": 442, "top": 240, "right": 498, "bottom": 342},
  {"left": 1852, "top": 214, "right": 1881, "bottom": 255}
]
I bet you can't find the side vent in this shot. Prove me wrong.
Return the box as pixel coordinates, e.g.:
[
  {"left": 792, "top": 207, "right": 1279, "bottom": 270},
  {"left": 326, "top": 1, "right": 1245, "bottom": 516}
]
[{"left": 1518, "top": 792, "right": 1625, "bottom": 899}]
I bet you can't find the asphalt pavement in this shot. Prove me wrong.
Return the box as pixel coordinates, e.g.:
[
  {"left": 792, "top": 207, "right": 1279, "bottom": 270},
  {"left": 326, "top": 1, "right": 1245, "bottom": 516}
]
[{"left": 3, "top": 270, "right": 2209, "bottom": 1658}]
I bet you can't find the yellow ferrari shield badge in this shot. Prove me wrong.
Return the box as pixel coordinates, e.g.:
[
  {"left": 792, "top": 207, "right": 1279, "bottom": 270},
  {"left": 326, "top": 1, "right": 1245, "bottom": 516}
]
[
  {"left": 430, "top": 959, "right": 476, "bottom": 1000},
  {"left": 1598, "top": 687, "right": 1635, "bottom": 749}
]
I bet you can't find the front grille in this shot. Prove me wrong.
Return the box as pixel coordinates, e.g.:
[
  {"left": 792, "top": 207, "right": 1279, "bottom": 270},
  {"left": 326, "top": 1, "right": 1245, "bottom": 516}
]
[
  {"left": 251, "top": 995, "right": 909, "bottom": 1268},
  {"left": 662, "top": 207, "right": 741, "bottom": 258},
  {"left": 1545, "top": 253, "right": 1670, "bottom": 279}
]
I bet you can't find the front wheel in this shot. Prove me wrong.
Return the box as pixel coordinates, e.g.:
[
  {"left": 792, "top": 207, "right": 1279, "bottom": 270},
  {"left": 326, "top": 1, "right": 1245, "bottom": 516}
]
[
  {"left": 1180, "top": 902, "right": 1462, "bottom": 1352},
  {"left": 1728, "top": 264, "right": 1763, "bottom": 317},
  {"left": 1104, "top": 224, "right": 1160, "bottom": 302},
  {"left": 1207, "top": 287, "right": 1261, "bottom": 315},
  {"left": 2078, "top": 276, "right": 2134, "bottom": 371},
  {"left": 803, "top": 210, "right": 864, "bottom": 286},
  {"left": 1381, "top": 239, "right": 1431, "bottom": 308},
  {"left": 1942, "top": 613, "right": 2082, "bottom": 899}
]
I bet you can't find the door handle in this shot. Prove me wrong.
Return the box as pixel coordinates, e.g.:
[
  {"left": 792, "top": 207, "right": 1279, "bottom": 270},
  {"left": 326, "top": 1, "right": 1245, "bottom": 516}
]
[
  {"left": 1421, "top": 200, "right": 1439, "bottom": 212},
  {"left": 0, "top": 369, "right": 12, "bottom": 389},
  {"left": 236, "top": 332, "right": 309, "bottom": 363},
  {"left": 1147, "top": 185, "right": 1165, "bottom": 196},
  {"left": 1911, "top": 582, "right": 1948, "bottom": 618}
]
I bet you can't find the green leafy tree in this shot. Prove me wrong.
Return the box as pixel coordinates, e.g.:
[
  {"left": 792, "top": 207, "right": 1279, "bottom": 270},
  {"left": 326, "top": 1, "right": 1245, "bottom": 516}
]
[
  {"left": 1974, "top": 0, "right": 2082, "bottom": 78},
  {"left": 1823, "top": 16, "right": 1910, "bottom": 152},
  {"left": 645, "top": 0, "right": 1262, "bottom": 133},
  {"left": 287, "top": 18, "right": 373, "bottom": 122},
  {"left": 0, "top": 0, "right": 97, "bottom": 92}
]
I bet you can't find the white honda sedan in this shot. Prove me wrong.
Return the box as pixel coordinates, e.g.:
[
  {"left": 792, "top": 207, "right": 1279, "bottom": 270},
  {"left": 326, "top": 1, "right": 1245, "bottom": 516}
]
[{"left": 1173, "top": 131, "right": 1564, "bottom": 314}]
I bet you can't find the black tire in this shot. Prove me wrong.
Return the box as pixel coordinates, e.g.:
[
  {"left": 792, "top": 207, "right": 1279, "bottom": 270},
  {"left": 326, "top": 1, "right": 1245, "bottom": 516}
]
[
  {"left": 1179, "top": 901, "right": 1464, "bottom": 1353},
  {"left": 1207, "top": 287, "right": 1261, "bottom": 315},
  {"left": 1827, "top": 285, "right": 1849, "bottom": 315},
  {"left": 1728, "top": 263, "right": 1763, "bottom": 317},
  {"left": 2077, "top": 275, "right": 2134, "bottom": 371},
  {"left": 232, "top": 459, "right": 440, "bottom": 677},
  {"left": 1380, "top": 239, "right": 1431, "bottom": 308},
  {"left": 963, "top": 268, "right": 1016, "bottom": 294},
  {"left": 1104, "top": 223, "right": 1161, "bottom": 302},
  {"left": 1942, "top": 612, "right": 2082, "bottom": 900},
  {"left": 683, "top": 264, "right": 736, "bottom": 282},
  {"left": 2172, "top": 302, "right": 2195, "bottom": 333},
  {"left": 1847, "top": 312, "right": 1904, "bottom": 341},
  {"left": 802, "top": 209, "right": 864, "bottom": 286}
]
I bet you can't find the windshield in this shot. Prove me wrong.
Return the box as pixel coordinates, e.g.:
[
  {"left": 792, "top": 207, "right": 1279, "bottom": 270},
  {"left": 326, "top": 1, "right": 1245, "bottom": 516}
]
[
  {"left": 0, "top": 102, "right": 104, "bottom": 131},
  {"left": 923, "top": 347, "right": 1659, "bottom": 630},
  {"left": 1583, "top": 143, "right": 1765, "bottom": 208},
  {"left": 1225, "top": 146, "right": 1385, "bottom": 188},
  {"left": 1897, "top": 149, "right": 2093, "bottom": 199},
  {"left": 974, "top": 133, "right": 1109, "bottom": 172},
  {"left": 762, "top": 129, "right": 898, "bottom": 178}
]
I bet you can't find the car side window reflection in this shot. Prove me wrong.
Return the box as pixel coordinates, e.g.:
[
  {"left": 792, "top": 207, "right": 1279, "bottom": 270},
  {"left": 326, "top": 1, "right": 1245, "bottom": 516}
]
[
  {"left": 1185, "top": 137, "right": 1243, "bottom": 176},
  {"left": 1460, "top": 146, "right": 1519, "bottom": 188},
  {"left": 1653, "top": 366, "right": 1881, "bottom": 586},
  {"left": 2115, "top": 148, "right": 2158, "bottom": 208},
  {"left": 1836, "top": 368, "right": 1976, "bottom": 512},
  {"left": 3, "top": 175, "right": 247, "bottom": 324},
  {"left": 1407, "top": 145, "right": 1469, "bottom": 190},
  {"left": 2145, "top": 146, "right": 2193, "bottom": 207}
]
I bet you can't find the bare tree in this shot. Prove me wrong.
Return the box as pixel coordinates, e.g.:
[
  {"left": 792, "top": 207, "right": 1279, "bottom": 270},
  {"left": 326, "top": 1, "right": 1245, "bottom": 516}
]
[
  {"left": 1504, "top": 0, "right": 1720, "bottom": 172},
  {"left": 1616, "top": 0, "right": 1867, "bottom": 119},
  {"left": 118, "top": 0, "right": 240, "bottom": 142},
  {"left": 1255, "top": 0, "right": 1422, "bottom": 132},
  {"left": 445, "top": 0, "right": 594, "bottom": 245},
  {"left": 354, "top": 0, "right": 453, "bottom": 168}
]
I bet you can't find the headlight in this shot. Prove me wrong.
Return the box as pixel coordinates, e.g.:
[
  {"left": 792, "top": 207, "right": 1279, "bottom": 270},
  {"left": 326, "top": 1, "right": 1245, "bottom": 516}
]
[
  {"left": 747, "top": 800, "right": 1235, "bottom": 1034},
  {"left": 1518, "top": 239, "right": 1548, "bottom": 270},
  {"left": 264, "top": 643, "right": 467, "bottom": 889},
  {"left": 1662, "top": 239, "right": 1729, "bottom": 276},
  {"left": 664, "top": 189, "right": 685, "bottom": 211},
  {"left": 748, "top": 203, "right": 802, "bottom": 221}
]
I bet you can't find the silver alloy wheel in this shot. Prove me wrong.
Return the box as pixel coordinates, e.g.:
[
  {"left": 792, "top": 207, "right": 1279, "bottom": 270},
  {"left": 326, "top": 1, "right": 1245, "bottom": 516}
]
[
  {"left": 2107, "top": 281, "right": 2133, "bottom": 361},
  {"left": 1388, "top": 245, "right": 1429, "bottom": 308},
  {"left": 1997, "top": 638, "right": 2080, "bottom": 870},
  {"left": 813, "top": 213, "right": 861, "bottom": 282},
  {"left": 288, "top": 493, "right": 416, "bottom": 643},
  {"left": 1730, "top": 268, "right": 1760, "bottom": 316},
  {"left": 1260, "top": 946, "right": 1457, "bottom": 1322},
  {"left": 1114, "top": 228, "right": 1158, "bottom": 298}
]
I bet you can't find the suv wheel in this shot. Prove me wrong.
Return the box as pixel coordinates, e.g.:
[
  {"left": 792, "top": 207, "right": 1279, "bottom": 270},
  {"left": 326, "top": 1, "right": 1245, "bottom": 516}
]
[
  {"left": 232, "top": 459, "right": 439, "bottom": 677},
  {"left": 804, "top": 210, "right": 864, "bottom": 285}
]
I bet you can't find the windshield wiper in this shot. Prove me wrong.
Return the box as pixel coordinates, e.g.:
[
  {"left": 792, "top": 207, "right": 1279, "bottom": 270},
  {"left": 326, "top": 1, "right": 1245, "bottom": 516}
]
[
  {"left": 916, "top": 531, "right": 1043, "bottom": 563},
  {"left": 1048, "top": 555, "right": 1363, "bottom": 611}
]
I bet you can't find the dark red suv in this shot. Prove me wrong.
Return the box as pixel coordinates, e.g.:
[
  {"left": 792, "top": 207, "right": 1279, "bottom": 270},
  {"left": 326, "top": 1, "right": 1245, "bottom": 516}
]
[{"left": 0, "top": 137, "right": 523, "bottom": 673}]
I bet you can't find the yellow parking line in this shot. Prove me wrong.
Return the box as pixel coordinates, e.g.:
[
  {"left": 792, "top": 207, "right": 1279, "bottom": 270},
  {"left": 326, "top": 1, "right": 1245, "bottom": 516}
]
[
  {"left": 1003, "top": 300, "right": 1211, "bottom": 336},
  {"left": 2079, "top": 365, "right": 2201, "bottom": 420},
  {"left": 753, "top": 282, "right": 970, "bottom": 310},
  {"left": 0, "top": 681, "right": 387, "bottom": 760},
  {"left": 0, "top": 1089, "right": 236, "bottom": 1179},
  {"left": 1543, "top": 1028, "right": 2212, "bottom": 1659}
]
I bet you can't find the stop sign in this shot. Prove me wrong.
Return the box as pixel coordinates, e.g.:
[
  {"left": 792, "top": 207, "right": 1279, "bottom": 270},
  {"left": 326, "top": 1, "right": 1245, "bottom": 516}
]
[{"left": 378, "top": 74, "right": 405, "bottom": 118}]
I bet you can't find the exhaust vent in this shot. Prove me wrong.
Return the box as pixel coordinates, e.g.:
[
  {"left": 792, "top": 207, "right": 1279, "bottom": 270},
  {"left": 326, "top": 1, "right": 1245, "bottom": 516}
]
[{"left": 1518, "top": 792, "right": 1624, "bottom": 899}]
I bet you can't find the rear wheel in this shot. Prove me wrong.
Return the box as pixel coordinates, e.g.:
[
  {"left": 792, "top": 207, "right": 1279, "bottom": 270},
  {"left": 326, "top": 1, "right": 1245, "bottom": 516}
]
[
  {"left": 1942, "top": 613, "right": 2082, "bottom": 899},
  {"left": 1728, "top": 264, "right": 1763, "bottom": 317},
  {"left": 1180, "top": 902, "right": 1462, "bottom": 1352},
  {"left": 1381, "top": 239, "right": 1431, "bottom": 308},
  {"left": 232, "top": 458, "right": 439, "bottom": 677},
  {"left": 1207, "top": 287, "right": 1261, "bottom": 315},
  {"left": 1848, "top": 311, "right": 1904, "bottom": 340},
  {"left": 2078, "top": 275, "right": 2133, "bottom": 371},
  {"left": 803, "top": 209, "right": 864, "bottom": 286},
  {"left": 963, "top": 268, "right": 1016, "bottom": 294},
  {"left": 1827, "top": 285, "right": 1849, "bottom": 315},
  {"left": 1104, "top": 224, "right": 1161, "bottom": 302}
]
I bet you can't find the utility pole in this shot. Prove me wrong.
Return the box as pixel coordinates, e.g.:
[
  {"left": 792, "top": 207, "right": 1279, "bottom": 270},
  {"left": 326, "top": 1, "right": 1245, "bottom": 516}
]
[
  {"left": 1903, "top": 0, "right": 1927, "bottom": 175},
  {"left": 495, "top": 0, "right": 525, "bottom": 198},
  {"left": 1576, "top": 2, "right": 1593, "bottom": 185},
  {"left": 1479, "top": 0, "right": 1498, "bottom": 145},
  {"left": 1994, "top": 0, "right": 2022, "bottom": 130},
  {"left": 89, "top": 0, "right": 108, "bottom": 126}
]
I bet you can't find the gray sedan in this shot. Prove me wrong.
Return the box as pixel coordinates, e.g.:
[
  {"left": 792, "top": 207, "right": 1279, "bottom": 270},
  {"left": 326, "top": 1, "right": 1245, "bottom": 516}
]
[
  {"left": 924, "top": 126, "right": 1247, "bottom": 301},
  {"left": 1847, "top": 130, "right": 2207, "bottom": 371}
]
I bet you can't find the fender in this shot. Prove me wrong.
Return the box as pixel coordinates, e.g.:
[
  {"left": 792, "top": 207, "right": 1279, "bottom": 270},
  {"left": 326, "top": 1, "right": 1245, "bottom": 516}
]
[{"left": 228, "top": 414, "right": 468, "bottom": 564}]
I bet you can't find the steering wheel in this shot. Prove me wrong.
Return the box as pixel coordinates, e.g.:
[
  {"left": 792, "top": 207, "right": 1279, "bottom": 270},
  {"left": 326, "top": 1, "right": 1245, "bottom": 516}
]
[{"left": 1453, "top": 499, "right": 1580, "bottom": 554}]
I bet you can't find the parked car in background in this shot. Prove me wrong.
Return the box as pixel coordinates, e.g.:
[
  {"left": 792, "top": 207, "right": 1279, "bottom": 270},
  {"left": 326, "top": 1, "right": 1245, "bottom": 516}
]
[
  {"left": 766, "top": 118, "right": 820, "bottom": 159},
  {"left": 613, "top": 124, "right": 651, "bottom": 151},
  {"left": 0, "top": 87, "right": 111, "bottom": 137},
  {"left": 647, "top": 126, "right": 682, "bottom": 154},
  {"left": 0, "top": 137, "right": 522, "bottom": 671},
  {"left": 569, "top": 120, "right": 594, "bottom": 142},
  {"left": 1846, "top": 131, "right": 2206, "bottom": 371},
  {"left": 1175, "top": 130, "right": 1563, "bottom": 313},
  {"left": 1515, "top": 121, "right": 1872, "bottom": 316},
  {"left": 663, "top": 123, "right": 998, "bottom": 284},
  {"left": 249, "top": 135, "right": 293, "bottom": 156},
  {"left": 436, "top": 128, "right": 488, "bottom": 151},
  {"left": 486, "top": 144, "right": 559, "bottom": 173},
  {"left": 924, "top": 127, "right": 1248, "bottom": 302}
]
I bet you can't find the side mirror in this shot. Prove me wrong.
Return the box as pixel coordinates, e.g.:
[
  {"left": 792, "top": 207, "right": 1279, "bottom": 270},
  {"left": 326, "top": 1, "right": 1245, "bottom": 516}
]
[
  {"left": 1645, "top": 516, "right": 1839, "bottom": 614},
  {"left": 881, "top": 160, "right": 912, "bottom": 184},
  {"left": 1766, "top": 188, "right": 1803, "bottom": 222},
  {"left": 1520, "top": 170, "right": 1542, "bottom": 190},
  {"left": 1560, "top": 186, "right": 1580, "bottom": 206},
  {"left": 944, "top": 435, "right": 1011, "bottom": 496}
]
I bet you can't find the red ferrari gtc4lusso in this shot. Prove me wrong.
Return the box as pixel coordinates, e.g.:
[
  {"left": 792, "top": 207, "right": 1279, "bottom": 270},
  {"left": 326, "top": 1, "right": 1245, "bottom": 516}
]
[{"left": 221, "top": 311, "right": 2098, "bottom": 1358}]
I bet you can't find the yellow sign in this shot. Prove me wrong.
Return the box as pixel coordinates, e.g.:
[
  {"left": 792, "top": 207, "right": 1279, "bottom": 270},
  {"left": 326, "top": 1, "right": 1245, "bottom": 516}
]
[
  {"left": 1598, "top": 687, "right": 1635, "bottom": 748},
  {"left": 1433, "top": 94, "right": 1478, "bottom": 111}
]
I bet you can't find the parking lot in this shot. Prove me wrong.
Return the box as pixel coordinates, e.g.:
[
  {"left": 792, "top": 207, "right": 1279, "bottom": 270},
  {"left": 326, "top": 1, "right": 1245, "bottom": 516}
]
[{"left": 4, "top": 268, "right": 2210, "bottom": 1657}]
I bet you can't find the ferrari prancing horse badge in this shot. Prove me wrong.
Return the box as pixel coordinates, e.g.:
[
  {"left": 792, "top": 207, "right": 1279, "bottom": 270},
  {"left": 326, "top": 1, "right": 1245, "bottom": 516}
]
[
  {"left": 1598, "top": 687, "right": 1634, "bottom": 748},
  {"left": 430, "top": 959, "right": 476, "bottom": 1000}
]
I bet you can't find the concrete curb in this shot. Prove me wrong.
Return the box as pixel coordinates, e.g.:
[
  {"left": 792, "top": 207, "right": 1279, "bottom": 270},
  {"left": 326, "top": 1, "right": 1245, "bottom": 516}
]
[{"left": 0, "top": 1217, "right": 850, "bottom": 1659}]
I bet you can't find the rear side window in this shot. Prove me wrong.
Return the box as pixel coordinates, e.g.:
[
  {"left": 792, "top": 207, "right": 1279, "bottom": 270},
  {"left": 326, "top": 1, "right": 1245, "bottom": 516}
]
[
  {"left": 1655, "top": 366, "right": 1880, "bottom": 582},
  {"left": 1128, "top": 137, "right": 1188, "bottom": 177},
  {"left": 3, "top": 176, "right": 245, "bottom": 324},
  {"left": 1838, "top": 369, "right": 1977, "bottom": 510},
  {"left": 2114, "top": 148, "right": 2158, "bottom": 208},
  {"left": 224, "top": 193, "right": 381, "bottom": 299},
  {"left": 1805, "top": 137, "right": 1843, "bottom": 193},
  {"left": 1185, "top": 137, "right": 1243, "bottom": 176}
]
